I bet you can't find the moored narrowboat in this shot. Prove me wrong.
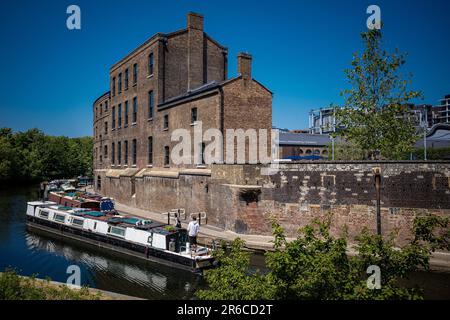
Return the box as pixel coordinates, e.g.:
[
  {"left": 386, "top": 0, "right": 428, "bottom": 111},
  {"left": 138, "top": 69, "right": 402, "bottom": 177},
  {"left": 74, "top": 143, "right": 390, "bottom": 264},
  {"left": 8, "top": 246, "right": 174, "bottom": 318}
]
[{"left": 25, "top": 201, "right": 215, "bottom": 272}]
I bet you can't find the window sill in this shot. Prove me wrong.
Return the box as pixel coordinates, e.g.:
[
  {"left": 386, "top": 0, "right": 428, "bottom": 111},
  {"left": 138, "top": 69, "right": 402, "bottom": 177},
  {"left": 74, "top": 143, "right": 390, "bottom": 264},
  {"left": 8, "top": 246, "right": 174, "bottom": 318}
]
[
  {"left": 147, "top": 164, "right": 153, "bottom": 168},
  {"left": 163, "top": 128, "right": 169, "bottom": 131},
  {"left": 133, "top": 83, "right": 137, "bottom": 87},
  {"left": 148, "top": 118, "right": 153, "bottom": 122},
  {"left": 196, "top": 165, "right": 207, "bottom": 169},
  {"left": 190, "top": 122, "right": 198, "bottom": 126},
  {"left": 163, "top": 165, "right": 170, "bottom": 168},
  {"left": 131, "top": 165, "right": 137, "bottom": 168},
  {"left": 131, "top": 122, "right": 137, "bottom": 126},
  {"left": 124, "top": 124, "right": 128, "bottom": 128},
  {"left": 147, "top": 74, "right": 154, "bottom": 79}
]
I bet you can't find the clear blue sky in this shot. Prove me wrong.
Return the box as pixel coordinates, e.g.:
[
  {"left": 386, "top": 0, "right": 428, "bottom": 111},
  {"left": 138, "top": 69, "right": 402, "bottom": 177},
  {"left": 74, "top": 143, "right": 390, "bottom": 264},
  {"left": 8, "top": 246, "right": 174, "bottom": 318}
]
[{"left": 0, "top": 0, "right": 449, "bottom": 137}]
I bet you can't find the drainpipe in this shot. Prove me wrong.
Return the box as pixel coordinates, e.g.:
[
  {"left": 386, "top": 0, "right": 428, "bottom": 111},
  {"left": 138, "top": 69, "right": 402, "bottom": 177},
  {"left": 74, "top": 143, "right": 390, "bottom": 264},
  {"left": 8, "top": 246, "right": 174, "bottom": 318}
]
[{"left": 373, "top": 167, "right": 382, "bottom": 236}]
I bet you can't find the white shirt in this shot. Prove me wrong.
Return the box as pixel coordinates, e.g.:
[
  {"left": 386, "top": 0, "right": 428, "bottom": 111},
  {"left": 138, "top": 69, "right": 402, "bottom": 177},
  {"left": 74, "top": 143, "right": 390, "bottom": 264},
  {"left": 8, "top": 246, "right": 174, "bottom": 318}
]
[{"left": 187, "top": 221, "right": 200, "bottom": 237}]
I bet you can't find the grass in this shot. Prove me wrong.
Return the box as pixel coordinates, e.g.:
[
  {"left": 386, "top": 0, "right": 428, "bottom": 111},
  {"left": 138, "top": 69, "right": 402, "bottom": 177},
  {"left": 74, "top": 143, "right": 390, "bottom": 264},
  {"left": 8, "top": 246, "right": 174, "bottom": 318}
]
[{"left": 0, "top": 269, "right": 103, "bottom": 300}]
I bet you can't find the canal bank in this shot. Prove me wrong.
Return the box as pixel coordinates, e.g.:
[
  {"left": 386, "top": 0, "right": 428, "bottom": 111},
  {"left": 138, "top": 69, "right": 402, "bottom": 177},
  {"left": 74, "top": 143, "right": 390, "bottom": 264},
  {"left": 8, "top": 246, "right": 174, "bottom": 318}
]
[{"left": 113, "top": 201, "right": 450, "bottom": 273}]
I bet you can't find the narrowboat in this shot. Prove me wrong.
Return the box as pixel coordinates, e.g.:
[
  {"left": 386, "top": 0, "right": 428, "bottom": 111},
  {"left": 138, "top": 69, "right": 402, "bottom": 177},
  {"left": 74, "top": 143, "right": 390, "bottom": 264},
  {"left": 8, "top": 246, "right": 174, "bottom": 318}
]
[
  {"left": 47, "top": 191, "right": 115, "bottom": 212},
  {"left": 26, "top": 201, "right": 215, "bottom": 272}
]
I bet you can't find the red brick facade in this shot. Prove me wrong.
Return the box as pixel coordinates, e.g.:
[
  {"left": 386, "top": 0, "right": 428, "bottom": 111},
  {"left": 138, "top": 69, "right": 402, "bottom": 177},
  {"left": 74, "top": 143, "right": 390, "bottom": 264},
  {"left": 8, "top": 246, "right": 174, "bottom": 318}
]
[{"left": 93, "top": 12, "right": 272, "bottom": 182}]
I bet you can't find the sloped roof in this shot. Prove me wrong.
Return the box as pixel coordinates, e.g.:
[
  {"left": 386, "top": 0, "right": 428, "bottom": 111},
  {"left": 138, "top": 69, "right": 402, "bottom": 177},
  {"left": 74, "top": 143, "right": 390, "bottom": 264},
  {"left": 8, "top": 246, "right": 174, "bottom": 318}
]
[{"left": 278, "top": 132, "right": 335, "bottom": 146}]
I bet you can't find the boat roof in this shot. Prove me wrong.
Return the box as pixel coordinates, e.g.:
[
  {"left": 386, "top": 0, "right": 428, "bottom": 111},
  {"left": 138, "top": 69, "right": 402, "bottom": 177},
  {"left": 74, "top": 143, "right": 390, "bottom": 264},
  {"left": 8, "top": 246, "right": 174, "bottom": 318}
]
[{"left": 28, "top": 201, "right": 57, "bottom": 206}]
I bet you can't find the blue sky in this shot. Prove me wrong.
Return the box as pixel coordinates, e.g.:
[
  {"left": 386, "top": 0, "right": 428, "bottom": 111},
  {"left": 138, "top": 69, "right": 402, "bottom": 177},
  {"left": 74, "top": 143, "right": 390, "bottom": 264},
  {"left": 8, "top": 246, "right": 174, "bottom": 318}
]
[{"left": 0, "top": 0, "right": 449, "bottom": 137}]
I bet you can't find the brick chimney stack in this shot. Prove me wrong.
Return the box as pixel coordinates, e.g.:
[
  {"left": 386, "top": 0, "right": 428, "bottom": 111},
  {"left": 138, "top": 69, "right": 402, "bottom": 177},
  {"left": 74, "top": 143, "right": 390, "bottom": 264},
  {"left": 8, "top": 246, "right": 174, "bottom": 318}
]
[
  {"left": 187, "top": 12, "right": 205, "bottom": 91},
  {"left": 237, "top": 52, "right": 252, "bottom": 79},
  {"left": 187, "top": 11, "right": 203, "bottom": 30}
]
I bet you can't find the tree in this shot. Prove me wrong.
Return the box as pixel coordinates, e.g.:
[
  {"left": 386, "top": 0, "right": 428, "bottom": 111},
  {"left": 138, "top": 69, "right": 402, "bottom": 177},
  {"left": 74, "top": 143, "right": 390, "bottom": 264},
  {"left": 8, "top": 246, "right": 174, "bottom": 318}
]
[
  {"left": 0, "top": 127, "right": 93, "bottom": 183},
  {"left": 337, "top": 29, "right": 421, "bottom": 160},
  {"left": 197, "top": 214, "right": 450, "bottom": 300}
]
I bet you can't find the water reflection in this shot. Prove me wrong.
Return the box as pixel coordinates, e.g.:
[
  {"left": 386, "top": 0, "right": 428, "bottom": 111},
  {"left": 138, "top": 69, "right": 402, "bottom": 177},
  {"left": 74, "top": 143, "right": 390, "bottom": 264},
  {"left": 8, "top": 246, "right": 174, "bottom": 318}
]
[{"left": 0, "top": 185, "right": 205, "bottom": 299}]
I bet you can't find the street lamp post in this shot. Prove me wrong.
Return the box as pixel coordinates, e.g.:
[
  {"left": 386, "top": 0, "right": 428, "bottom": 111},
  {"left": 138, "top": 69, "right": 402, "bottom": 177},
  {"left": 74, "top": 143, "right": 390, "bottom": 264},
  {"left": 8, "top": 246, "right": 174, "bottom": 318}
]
[{"left": 373, "top": 167, "right": 382, "bottom": 236}]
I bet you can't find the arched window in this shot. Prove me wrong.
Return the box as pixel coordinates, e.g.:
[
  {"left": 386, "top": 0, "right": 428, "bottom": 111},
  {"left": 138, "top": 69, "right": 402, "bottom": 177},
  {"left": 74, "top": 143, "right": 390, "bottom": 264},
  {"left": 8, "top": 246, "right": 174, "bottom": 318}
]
[
  {"left": 313, "top": 149, "right": 320, "bottom": 155},
  {"left": 305, "top": 149, "right": 312, "bottom": 155},
  {"left": 322, "top": 150, "right": 328, "bottom": 155},
  {"left": 298, "top": 149, "right": 304, "bottom": 155}
]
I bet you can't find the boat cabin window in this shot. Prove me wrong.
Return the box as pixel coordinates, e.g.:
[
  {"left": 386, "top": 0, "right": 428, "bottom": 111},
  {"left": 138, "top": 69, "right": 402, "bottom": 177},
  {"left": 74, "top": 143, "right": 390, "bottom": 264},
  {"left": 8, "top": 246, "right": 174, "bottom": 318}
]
[
  {"left": 54, "top": 214, "right": 66, "bottom": 223},
  {"left": 39, "top": 210, "right": 49, "bottom": 219},
  {"left": 94, "top": 222, "right": 97, "bottom": 230},
  {"left": 72, "top": 218, "right": 84, "bottom": 226},
  {"left": 108, "top": 226, "right": 126, "bottom": 237}
]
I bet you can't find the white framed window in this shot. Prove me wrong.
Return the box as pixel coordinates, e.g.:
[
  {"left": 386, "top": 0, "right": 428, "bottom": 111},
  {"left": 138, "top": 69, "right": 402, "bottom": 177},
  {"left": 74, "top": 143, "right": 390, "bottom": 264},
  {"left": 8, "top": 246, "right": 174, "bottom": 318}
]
[
  {"left": 54, "top": 214, "right": 66, "bottom": 223},
  {"left": 39, "top": 210, "right": 49, "bottom": 219},
  {"left": 71, "top": 218, "right": 84, "bottom": 226},
  {"left": 108, "top": 226, "right": 126, "bottom": 238}
]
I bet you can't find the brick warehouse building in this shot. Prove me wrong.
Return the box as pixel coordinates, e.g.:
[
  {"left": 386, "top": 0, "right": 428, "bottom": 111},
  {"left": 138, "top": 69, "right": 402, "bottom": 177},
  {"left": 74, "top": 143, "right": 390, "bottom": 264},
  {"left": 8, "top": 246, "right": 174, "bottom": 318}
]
[
  {"left": 93, "top": 12, "right": 272, "bottom": 179},
  {"left": 93, "top": 13, "right": 450, "bottom": 244}
]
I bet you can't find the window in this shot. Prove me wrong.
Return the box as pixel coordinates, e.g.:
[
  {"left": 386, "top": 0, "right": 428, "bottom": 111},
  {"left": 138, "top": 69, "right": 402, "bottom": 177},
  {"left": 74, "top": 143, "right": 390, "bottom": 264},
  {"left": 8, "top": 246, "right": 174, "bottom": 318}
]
[
  {"left": 95, "top": 106, "right": 98, "bottom": 119},
  {"left": 133, "top": 63, "right": 138, "bottom": 84},
  {"left": 100, "top": 104, "right": 102, "bottom": 116},
  {"left": 112, "top": 142, "right": 115, "bottom": 165},
  {"left": 191, "top": 107, "right": 198, "bottom": 123},
  {"left": 39, "top": 210, "right": 49, "bottom": 219},
  {"left": 112, "top": 77, "right": 116, "bottom": 96},
  {"left": 125, "top": 68, "right": 129, "bottom": 89},
  {"left": 104, "top": 145, "right": 108, "bottom": 158},
  {"left": 108, "top": 226, "right": 126, "bottom": 238},
  {"left": 112, "top": 106, "right": 116, "bottom": 129},
  {"left": 163, "top": 114, "right": 169, "bottom": 130},
  {"left": 132, "top": 139, "right": 137, "bottom": 165},
  {"left": 118, "top": 73, "right": 122, "bottom": 93},
  {"left": 148, "top": 91, "right": 154, "bottom": 119},
  {"left": 118, "top": 141, "right": 122, "bottom": 165},
  {"left": 118, "top": 104, "right": 122, "bottom": 128},
  {"left": 105, "top": 101, "right": 108, "bottom": 111},
  {"left": 124, "top": 140, "right": 128, "bottom": 165},
  {"left": 200, "top": 142, "right": 206, "bottom": 164},
  {"left": 164, "top": 146, "right": 170, "bottom": 166},
  {"left": 148, "top": 137, "right": 153, "bottom": 165},
  {"left": 148, "top": 52, "right": 154, "bottom": 75},
  {"left": 72, "top": 218, "right": 84, "bottom": 226},
  {"left": 125, "top": 101, "right": 129, "bottom": 126},
  {"left": 54, "top": 214, "right": 66, "bottom": 223},
  {"left": 133, "top": 97, "right": 138, "bottom": 123},
  {"left": 105, "top": 122, "right": 108, "bottom": 134}
]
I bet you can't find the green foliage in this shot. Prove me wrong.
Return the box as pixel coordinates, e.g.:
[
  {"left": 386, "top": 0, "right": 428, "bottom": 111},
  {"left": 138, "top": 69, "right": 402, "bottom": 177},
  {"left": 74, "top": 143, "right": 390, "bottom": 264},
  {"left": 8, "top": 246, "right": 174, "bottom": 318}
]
[
  {"left": 198, "top": 214, "right": 450, "bottom": 300},
  {"left": 328, "top": 141, "right": 366, "bottom": 160},
  {"left": 0, "top": 269, "right": 101, "bottom": 300},
  {"left": 337, "top": 29, "right": 421, "bottom": 160},
  {"left": 406, "top": 147, "right": 450, "bottom": 160},
  {"left": 196, "top": 239, "right": 273, "bottom": 300},
  {"left": 0, "top": 127, "right": 93, "bottom": 183}
]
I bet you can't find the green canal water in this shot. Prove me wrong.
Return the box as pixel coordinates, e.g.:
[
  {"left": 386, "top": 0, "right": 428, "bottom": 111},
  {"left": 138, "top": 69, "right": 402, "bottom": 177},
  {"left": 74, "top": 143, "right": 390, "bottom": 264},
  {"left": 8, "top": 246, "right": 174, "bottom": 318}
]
[{"left": 1, "top": 185, "right": 449, "bottom": 299}]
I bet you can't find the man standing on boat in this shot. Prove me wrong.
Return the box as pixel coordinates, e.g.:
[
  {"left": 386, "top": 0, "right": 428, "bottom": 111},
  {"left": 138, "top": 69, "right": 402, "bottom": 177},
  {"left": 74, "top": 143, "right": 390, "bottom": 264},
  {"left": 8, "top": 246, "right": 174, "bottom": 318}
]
[{"left": 187, "top": 216, "right": 200, "bottom": 252}]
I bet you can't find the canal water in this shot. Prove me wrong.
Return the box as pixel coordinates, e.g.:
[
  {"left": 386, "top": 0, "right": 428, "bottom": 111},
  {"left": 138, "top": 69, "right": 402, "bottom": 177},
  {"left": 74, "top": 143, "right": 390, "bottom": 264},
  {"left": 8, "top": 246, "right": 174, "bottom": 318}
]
[{"left": 1, "top": 185, "right": 450, "bottom": 299}]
